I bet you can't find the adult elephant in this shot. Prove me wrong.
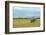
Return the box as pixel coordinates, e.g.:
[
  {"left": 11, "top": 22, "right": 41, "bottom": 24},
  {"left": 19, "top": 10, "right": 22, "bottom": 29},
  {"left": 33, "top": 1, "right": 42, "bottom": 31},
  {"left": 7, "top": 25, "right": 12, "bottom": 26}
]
[{"left": 31, "top": 18, "right": 36, "bottom": 23}]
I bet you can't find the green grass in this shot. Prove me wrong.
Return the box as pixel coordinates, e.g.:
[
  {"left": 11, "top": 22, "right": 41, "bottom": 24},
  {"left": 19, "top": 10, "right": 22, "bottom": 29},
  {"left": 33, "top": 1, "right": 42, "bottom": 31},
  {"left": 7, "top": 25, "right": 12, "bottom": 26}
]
[{"left": 13, "top": 18, "right": 40, "bottom": 28}]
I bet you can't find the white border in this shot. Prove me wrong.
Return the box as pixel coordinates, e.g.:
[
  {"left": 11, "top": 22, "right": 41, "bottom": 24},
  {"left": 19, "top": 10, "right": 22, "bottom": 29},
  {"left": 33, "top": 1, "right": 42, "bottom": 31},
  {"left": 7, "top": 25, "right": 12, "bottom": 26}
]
[{"left": 9, "top": 3, "right": 43, "bottom": 32}]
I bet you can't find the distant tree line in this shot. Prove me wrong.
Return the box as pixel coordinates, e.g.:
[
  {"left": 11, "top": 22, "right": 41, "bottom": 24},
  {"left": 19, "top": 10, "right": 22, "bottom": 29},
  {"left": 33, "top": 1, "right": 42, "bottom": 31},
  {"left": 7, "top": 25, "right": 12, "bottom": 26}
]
[{"left": 13, "top": 17, "right": 40, "bottom": 23}]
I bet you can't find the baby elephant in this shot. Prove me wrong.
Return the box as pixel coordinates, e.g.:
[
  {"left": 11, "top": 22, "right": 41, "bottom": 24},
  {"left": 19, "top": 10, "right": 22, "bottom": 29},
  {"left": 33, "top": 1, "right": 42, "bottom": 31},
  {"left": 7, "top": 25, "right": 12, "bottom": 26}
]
[{"left": 31, "top": 18, "right": 36, "bottom": 23}]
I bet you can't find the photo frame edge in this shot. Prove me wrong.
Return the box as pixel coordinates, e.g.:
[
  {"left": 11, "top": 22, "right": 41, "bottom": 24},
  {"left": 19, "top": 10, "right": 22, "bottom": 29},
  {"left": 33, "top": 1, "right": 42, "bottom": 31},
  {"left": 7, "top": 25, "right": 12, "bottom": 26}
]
[{"left": 5, "top": 1, "right": 45, "bottom": 34}]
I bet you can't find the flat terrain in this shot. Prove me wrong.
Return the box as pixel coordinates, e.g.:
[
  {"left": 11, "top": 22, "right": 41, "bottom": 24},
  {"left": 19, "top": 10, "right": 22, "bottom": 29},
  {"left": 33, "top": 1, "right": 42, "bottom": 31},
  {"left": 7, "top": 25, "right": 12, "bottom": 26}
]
[{"left": 13, "top": 18, "right": 40, "bottom": 28}]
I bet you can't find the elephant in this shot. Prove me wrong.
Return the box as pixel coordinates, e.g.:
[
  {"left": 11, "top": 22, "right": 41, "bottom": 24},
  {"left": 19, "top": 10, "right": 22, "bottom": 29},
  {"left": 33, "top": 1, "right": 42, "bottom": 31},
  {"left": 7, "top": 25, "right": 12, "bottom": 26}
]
[{"left": 31, "top": 18, "right": 36, "bottom": 23}]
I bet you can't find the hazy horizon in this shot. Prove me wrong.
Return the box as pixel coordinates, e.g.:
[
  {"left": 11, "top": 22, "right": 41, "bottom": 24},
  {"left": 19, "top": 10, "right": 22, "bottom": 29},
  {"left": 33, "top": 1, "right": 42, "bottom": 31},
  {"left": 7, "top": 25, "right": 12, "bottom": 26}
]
[{"left": 13, "top": 7, "right": 40, "bottom": 17}]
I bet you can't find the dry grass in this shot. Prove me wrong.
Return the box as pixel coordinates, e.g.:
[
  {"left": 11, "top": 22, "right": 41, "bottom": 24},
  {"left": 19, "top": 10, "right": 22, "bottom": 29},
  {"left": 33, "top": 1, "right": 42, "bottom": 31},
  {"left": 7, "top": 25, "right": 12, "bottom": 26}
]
[{"left": 13, "top": 18, "right": 40, "bottom": 28}]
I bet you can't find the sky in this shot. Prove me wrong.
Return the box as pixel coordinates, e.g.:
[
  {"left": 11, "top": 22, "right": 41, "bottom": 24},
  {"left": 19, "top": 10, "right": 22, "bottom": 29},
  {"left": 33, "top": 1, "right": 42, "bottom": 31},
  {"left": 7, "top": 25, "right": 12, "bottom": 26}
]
[{"left": 13, "top": 7, "right": 40, "bottom": 17}]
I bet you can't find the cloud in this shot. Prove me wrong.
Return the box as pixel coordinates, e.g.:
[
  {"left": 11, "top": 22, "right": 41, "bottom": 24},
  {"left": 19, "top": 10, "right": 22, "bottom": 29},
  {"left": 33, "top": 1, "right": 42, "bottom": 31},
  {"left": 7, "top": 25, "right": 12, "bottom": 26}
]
[
  {"left": 13, "top": 7, "right": 40, "bottom": 12},
  {"left": 13, "top": 7, "right": 24, "bottom": 10}
]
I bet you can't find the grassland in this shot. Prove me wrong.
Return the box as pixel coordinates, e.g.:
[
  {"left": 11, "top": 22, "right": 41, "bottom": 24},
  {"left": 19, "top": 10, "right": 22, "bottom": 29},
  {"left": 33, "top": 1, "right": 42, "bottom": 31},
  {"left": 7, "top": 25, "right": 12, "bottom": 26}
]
[{"left": 13, "top": 18, "right": 40, "bottom": 28}]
